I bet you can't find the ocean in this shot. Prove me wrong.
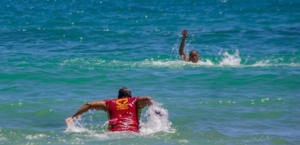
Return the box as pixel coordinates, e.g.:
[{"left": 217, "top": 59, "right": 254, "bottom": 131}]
[{"left": 0, "top": 0, "right": 300, "bottom": 144}]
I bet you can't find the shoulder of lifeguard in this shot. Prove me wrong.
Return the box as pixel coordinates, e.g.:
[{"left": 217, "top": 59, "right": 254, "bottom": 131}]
[{"left": 102, "top": 99, "right": 112, "bottom": 104}]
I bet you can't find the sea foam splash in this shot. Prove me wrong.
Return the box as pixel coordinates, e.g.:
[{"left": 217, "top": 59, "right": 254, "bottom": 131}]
[
  {"left": 139, "top": 102, "right": 175, "bottom": 134},
  {"left": 64, "top": 117, "right": 93, "bottom": 134},
  {"left": 219, "top": 49, "right": 241, "bottom": 66}
]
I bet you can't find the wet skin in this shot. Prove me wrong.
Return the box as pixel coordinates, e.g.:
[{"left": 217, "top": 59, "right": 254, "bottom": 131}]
[
  {"left": 189, "top": 51, "right": 200, "bottom": 63},
  {"left": 179, "top": 29, "right": 200, "bottom": 63}
]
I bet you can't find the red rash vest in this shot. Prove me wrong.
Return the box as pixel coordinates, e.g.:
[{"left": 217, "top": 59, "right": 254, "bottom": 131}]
[{"left": 104, "top": 97, "right": 140, "bottom": 132}]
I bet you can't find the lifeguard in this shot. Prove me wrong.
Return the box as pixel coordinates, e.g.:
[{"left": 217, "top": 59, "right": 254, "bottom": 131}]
[{"left": 65, "top": 87, "right": 154, "bottom": 132}]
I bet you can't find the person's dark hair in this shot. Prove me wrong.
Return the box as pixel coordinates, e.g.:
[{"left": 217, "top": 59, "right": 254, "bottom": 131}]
[
  {"left": 189, "top": 50, "right": 197, "bottom": 55},
  {"left": 118, "top": 87, "right": 132, "bottom": 98}
]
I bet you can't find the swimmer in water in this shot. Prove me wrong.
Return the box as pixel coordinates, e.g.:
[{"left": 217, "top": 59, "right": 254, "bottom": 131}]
[
  {"left": 65, "top": 87, "right": 154, "bottom": 133},
  {"left": 179, "top": 29, "right": 200, "bottom": 63}
]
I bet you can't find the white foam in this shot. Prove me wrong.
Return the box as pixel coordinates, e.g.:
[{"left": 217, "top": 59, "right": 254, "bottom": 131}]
[
  {"left": 0, "top": 128, "right": 7, "bottom": 141},
  {"left": 178, "top": 139, "right": 189, "bottom": 143},
  {"left": 219, "top": 49, "right": 241, "bottom": 66},
  {"left": 198, "top": 59, "right": 214, "bottom": 65},
  {"left": 252, "top": 60, "right": 271, "bottom": 67},
  {"left": 64, "top": 117, "right": 93, "bottom": 134},
  {"left": 25, "top": 134, "right": 47, "bottom": 140},
  {"left": 0, "top": 137, "right": 7, "bottom": 141},
  {"left": 251, "top": 60, "right": 300, "bottom": 67},
  {"left": 139, "top": 103, "right": 175, "bottom": 134},
  {"left": 129, "top": 59, "right": 214, "bottom": 69},
  {"left": 59, "top": 49, "right": 300, "bottom": 68}
]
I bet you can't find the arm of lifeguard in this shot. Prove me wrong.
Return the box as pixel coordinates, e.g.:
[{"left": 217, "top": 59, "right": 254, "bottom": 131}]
[
  {"left": 179, "top": 29, "right": 189, "bottom": 61},
  {"left": 137, "top": 96, "right": 154, "bottom": 109},
  {"left": 65, "top": 101, "right": 107, "bottom": 127}
]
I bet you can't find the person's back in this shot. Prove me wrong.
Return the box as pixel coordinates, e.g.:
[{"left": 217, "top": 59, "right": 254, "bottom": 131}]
[
  {"left": 105, "top": 97, "right": 141, "bottom": 132},
  {"left": 65, "top": 87, "right": 153, "bottom": 133}
]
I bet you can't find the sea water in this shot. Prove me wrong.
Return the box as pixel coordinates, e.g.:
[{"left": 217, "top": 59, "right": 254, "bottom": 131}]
[{"left": 0, "top": 0, "right": 300, "bottom": 144}]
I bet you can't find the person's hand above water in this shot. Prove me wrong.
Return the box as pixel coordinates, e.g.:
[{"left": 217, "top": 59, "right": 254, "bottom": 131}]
[
  {"left": 65, "top": 117, "right": 74, "bottom": 127},
  {"left": 182, "top": 29, "right": 189, "bottom": 39}
]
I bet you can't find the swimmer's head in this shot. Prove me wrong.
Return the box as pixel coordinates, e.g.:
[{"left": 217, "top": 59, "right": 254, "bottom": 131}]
[
  {"left": 189, "top": 51, "right": 200, "bottom": 63},
  {"left": 118, "top": 87, "right": 132, "bottom": 98}
]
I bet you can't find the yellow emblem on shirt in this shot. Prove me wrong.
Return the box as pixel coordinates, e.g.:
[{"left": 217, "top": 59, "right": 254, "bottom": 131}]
[{"left": 116, "top": 98, "right": 129, "bottom": 110}]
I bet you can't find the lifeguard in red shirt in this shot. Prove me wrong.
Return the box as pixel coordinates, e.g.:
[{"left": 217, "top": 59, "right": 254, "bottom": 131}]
[{"left": 65, "top": 87, "right": 154, "bottom": 132}]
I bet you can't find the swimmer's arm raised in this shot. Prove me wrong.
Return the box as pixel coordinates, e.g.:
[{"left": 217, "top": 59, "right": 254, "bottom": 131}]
[
  {"left": 65, "top": 101, "right": 107, "bottom": 126},
  {"left": 137, "top": 96, "right": 154, "bottom": 109},
  {"left": 179, "top": 29, "right": 189, "bottom": 61}
]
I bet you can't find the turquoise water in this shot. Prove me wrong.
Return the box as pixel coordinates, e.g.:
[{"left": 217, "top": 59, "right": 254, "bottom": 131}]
[{"left": 1, "top": 0, "right": 300, "bottom": 144}]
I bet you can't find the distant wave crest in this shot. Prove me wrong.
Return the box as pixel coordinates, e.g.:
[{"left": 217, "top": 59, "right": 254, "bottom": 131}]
[{"left": 59, "top": 50, "right": 300, "bottom": 69}]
